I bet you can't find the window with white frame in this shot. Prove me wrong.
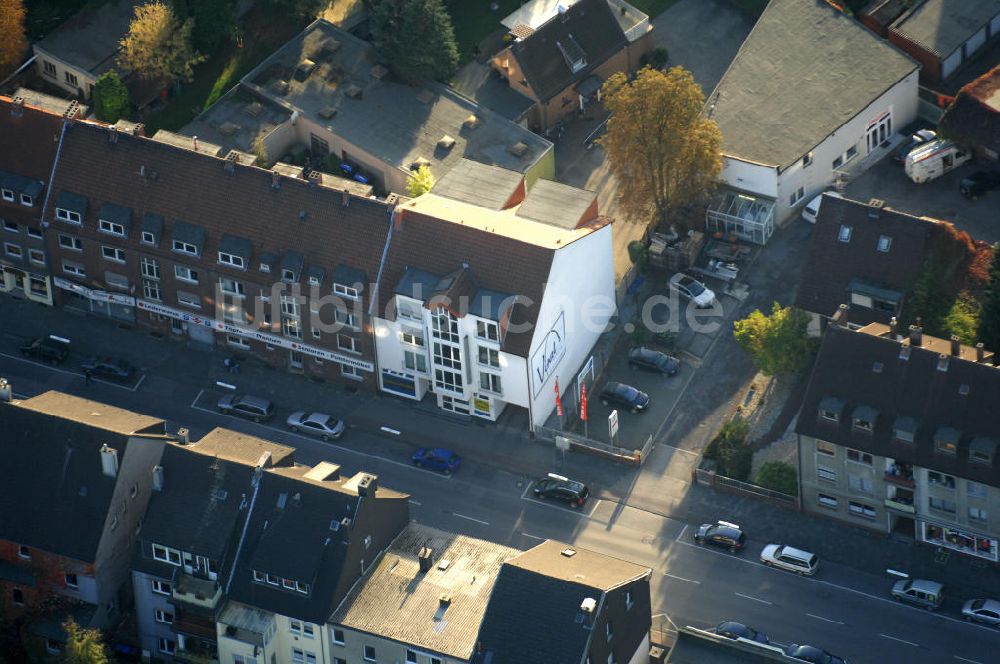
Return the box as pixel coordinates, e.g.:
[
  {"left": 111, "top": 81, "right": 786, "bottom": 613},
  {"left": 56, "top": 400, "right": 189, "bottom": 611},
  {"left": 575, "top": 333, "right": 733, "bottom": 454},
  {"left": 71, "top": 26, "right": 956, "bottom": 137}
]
[
  {"left": 928, "top": 471, "right": 956, "bottom": 489},
  {"left": 154, "top": 609, "right": 174, "bottom": 624},
  {"left": 4, "top": 243, "right": 22, "bottom": 258},
  {"left": 363, "top": 645, "right": 376, "bottom": 662},
  {"left": 29, "top": 249, "right": 45, "bottom": 266},
  {"left": 331, "top": 628, "right": 345, "bottom": 645},
  {"left": 479, "top": 371, "right": 502, "bottom": 394},
  {"left": 222, "top": 303, "right": 246, "bottom": 325},
  {"left": 151, "top": 580, "right": 172, "bottom": 595},
  {"left": 397, "top": 299, "right": 422, "bottom": 320},
  {"left": 342, "top": 364, "right": 362, "bottom": 379},
  {"left": 234, "top": 656, "right": 257, "bottom": 664},
  {"left": 290, "top": 620, "right": 302, "bottom": 635},
  {"left": 1, "top": 189, "right": 12, "bottom": 201},
  {"left": 56, "top": 208, "right": 82, "bottom": 224},
  {"left": 64, "top": 71, "right": 78, "bottom": 86},
  {"left": 877, "top": 235, "right": 892, "bottom": 253},
  {"left": 140, "top": 257, "right": 160, "bottom": 279},
  {"left": 846, "top": 448, "right": 873, "bottom": 465},
  {"left": 968, "top": 481, "right": 988, "bottom": 498},
  {"left": 173, "top": 239, "right": 198, "bottom": 256},
  {"left": 848, "top": 501, "right": 875, "bottom": 519},
  {"left": 433, "top": 342, "right": 462, "bottom": 370},
  {"left": 406, "top": 650, "right": 417, "bottom": 664},
  {"left": 157, "top": 638, "right": 175, "bottom": 655},
  {"left": 817, "top": 494, "right": 838, "bottom": 509},
  {"left": 152, "top": 543, "right": 181, "bottom": 565},
  {"left": 3, "top": 220, "right": 18, "bottom": 233},
  {"left": 259, "top": 262, "right": 271, "bottom": 274},
  {"left": 141, "top": 231, "right": 156, "bottom": 245},
  {"left": 435, "top": 368, "right": 462, "bottom": 392},
  {"left": 282, "top": 267, "right": 297, "bottom": 282},
  {"left": 58, "top": 234, "right": 82, "bottom": 251},
  {"left": 46, "top": 639, "right": 61, "bottom": 655},
  {"left": 64, "top": 573, "right": 78, "bottom": 588},
  {"left": 337, "top": 334, "right": 357, "bottom": 353},
  {"left": 817, "top": 467, "right": 836, "bottom": 483},
  {"left": 838, "top": 225, "right": 852, "bottom": 243},
  {"left": 292, "top": 650, "right": 305, "bottom": 664},
  {"left": 311, "top": 327, "right": 322, "bottom": 340},
  {"left": 929, "top": 496, "right": 956, "bottom": 514},
  {"left": 334, "top": 282, "right": 359, "bottom": 299},
  {"left": 335, "top": 308, "right": 357, "bottom": 329},
  {"left": 282, "top": 317, "right": 302, "bottom": 339},
  {"left": 431, "top": 308, "right": 459, "bottom": 342},
  {"left": 62, "top": 260, "right": 85, "bottom": 277},
  {"left": 143, "top": 280, "right": 161, "bottom": 302},
  {"left": 477, "top": 319, "right": 500, "bottom": 342},
  {"left": 478, "top": 346, "right": 500, "bottom": 368},
  {"left": 281, "top": 294, "right": 300, "bottom": 317},
  {"left": 219, "top": 277, "right": 245, "bottom": 297},
  {"left": 174, "top": 265, "right": 199, "bottom": 283},
  {"left": 98, "top": 219, "right": 126, "bottom": 236},
  {"left": 26, "top": 226, "right": 42, "bottom": 239},
  {"left": 969, "top": 506, "right": 988, "bottom": 523},
  {"left": 802, "top": 152, "right": 813, "bottom": 167},
  {"left": 101, "top": 246, "right": 125, "bottom": 263},
  {"left": 404, "top": 350, "right": 427, "bottom": 373},
  {"left": 283, "top": 578, "right": 296, "bottom": 591},
  {"left": 848, "top": 473, "right": 873, "bottom": 494},
  {"left": 295, "top": 581, "right": 309, "bottom": 594},
  {"left": 177, "top": 291, "right": 201, "bottom": 309},
  {"left": 16, "top": 194, "right": 29, "bottom": 206},
  {"left": 401, "top": 329, "right": 424, "bottom": 346},
  {"left": 789, "top": 187, "right": 804, "bottom": 206},
  {"left": 218, "top": 251, "right": 245, "bottom": 269}
]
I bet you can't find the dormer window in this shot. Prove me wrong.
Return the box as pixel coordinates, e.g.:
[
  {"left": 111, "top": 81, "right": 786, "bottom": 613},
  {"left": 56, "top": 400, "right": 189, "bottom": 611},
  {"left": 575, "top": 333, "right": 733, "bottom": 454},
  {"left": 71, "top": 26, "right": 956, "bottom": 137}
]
[
  {"left": 173, "top": 240, "right": 198, "bottom": 255},
  {"left": 893, "top": 416, "right": 917, "bottom": 444},
  {"left": 334, "top": 282, "right": 359, "bottom": 299},
  {"left": 818, "top": 397, "right": 844, "bottom": 423},
  {"left": 282, "top": 268, "right": 296, "bottom": 282},
  {"left": 1, "top": 189, "right": 12, "bottom": 202},
  {"left": 280, "top": 251, "right": 304, "bottom": 283},
  {"left": 218, "top": 235, "right": 251, "bottom": 270},
  {"left": 934, "top": 427, "right": 960, "bottom": 455},
  {"left": 218, "top": 252, "right": 246, "bottom": 269},
  {"left": 838, "top": 225, "right": 852, "bottom": 243},
  {"left": 141, "top": 231, "right": 156, "bottom": 245},
  {"left": 969, "top": 437, "right": 997, "bottom": 465},
  {"left": 99, "top": 219, "right": 126, "bottom": 236},
  {"left": 477, "top": 320, "right": 500, "bottom": 342},
  {"left": 877, "top": 235, "right": 892, "bottom": 252},
  {"left": 56, "top": 208, "right": 82, "bottom": 224},
  {"left": 19, "top": 194, "right": 32, "bottom": 207},
  {"left": 556, "top": 35, "right": 587, "bottom": 73},
  {"left": 852, "top": 405, "right": 877, "bottom": 432}
]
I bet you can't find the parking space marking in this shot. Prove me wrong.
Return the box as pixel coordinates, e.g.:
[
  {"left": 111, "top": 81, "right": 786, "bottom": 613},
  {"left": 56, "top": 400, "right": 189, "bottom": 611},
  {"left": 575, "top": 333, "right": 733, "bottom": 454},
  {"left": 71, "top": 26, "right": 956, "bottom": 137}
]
[
  {"left": 879, "top": 634, "right": 918, "bottom": 647},
  {"left": 735, "top": 592, "right": 773, "bottom": 606},
  {"left": 408, "top": 500, "right": 422, "bottom": 506},
  {"left": 676, "top": 524, "right": 688, "bottom": 542},
  {"left": 663, "top": 572, "right": 700, "bottom": 585},
  {"left": 452, "top": 512, "right": 489, "bottom": 526},
  {"left": 191, "top": 389, "right": 204, "bottom": 409},
  {"left": 955, "top": 656, "right": 984, "bottom": 664},
  {"left": 806, "top": 613, "right": 844, "bottom": 625},
  {"left": 520, "top": 532, "right": 544, "bottom": 541}
]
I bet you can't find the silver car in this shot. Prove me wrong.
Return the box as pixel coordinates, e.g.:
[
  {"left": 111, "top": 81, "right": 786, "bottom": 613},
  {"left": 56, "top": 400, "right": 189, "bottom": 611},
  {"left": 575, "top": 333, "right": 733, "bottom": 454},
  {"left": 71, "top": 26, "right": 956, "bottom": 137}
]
[
  {"left": 962, "top": 598, "right": 1000, "bottom": 626},
  {"left": 286, "top": 411, "right": 345, "bottom": 440}
]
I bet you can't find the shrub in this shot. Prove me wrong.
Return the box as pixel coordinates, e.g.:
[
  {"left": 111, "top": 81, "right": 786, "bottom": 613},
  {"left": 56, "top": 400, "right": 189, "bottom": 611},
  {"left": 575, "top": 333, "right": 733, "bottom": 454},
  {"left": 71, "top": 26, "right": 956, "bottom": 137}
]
[
  {"left": 942, "top": 291, "right": 981, "bottom": 345},
  {"left": 704, "top": 416, "right": 752, "bottom": 480},
  {"left": 92, "top": 70, "right": 130, "bottom": 123},
  {"left": 756, "top": 461, "right": 798, "bottom": 496}
]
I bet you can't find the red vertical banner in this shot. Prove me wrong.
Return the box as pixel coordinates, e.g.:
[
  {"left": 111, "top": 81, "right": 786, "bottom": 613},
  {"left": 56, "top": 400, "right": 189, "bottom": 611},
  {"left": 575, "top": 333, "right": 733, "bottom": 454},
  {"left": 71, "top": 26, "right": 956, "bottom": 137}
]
[
  {"left": 580, "top": 382, "right": 588, "bottom": 421},
  {"left": 555, "top": 378, "right": 564, "bottom": 417}
]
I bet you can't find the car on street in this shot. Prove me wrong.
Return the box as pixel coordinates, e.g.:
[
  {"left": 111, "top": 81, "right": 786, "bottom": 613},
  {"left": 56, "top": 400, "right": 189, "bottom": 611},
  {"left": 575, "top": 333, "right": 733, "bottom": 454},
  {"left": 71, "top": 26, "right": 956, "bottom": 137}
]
[
  {"left": 760, "top": 544, "right": 818, "bottom": 575},
  {"left": 217, "top": 394, "right": 275, "bottom": 423},
  {"left": 599, "top": 381, "right": 649, "bottom": 412},
  {"left": 959, "top": 171, "right": 1000, "bottom": 200},
  {"left": 412, "top": 447, "right": 461, "bottom": 474},
  {"left": 19, "top": 335, "right": 70, "bottom": 364},
  {"left": 668, "top": 272, "right": 716, "bottom": 308},
  {"left": 694, "top": 520, "right": 746, "bottom": 552},
  {"left": 81, "top": 356, "right": 135, "bottom": 381},
  {"left": 783, "top": 644, "right": 847, "bottom": 664},
  {"left": 892, "top": 128, "right": 937, "bottom": 164},
  {"left": 628, "top": 346, "right": 679, "bottom": 376},
  {"left": 801, "top": 191, "right": 843, "bottom": 223},
  {"left": 962, "top": 598, "right": 1000, "bottom": 626},
  {"left": 533, "top": 474, "right": 590, "bottom": 508},
  {"left": 713, "top": 621, "right": 769, "bottom": 644},
  {"left": 286, "top": 411, "right": 345, "bottom": 440},
  {"left": 891, "top": 578, "right": 943, "bottom": 610}
]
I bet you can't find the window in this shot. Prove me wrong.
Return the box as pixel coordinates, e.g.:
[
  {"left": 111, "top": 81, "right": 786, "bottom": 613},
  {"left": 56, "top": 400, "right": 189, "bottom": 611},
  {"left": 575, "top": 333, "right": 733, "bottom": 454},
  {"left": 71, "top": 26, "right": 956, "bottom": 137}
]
[
  {"left": 65, "top": 573, "right": 78, "bottom": 588},
  {"left": 3, "top": 220, "right": 17, "bottom": 233},
  {"left": 853, "top": 417, "right": 873, "bottom": 432},
  {"left": 290, "top": 620, "right": 302, "bottom": 635},
  {"left": 56, "top": 208, "right": 82, "bottom": 224},
  {"left": 817, "top": 494, "right": 838, "bottom": 509},
  {"left": 46, "top": 639, "right": 62, "bottom": 655},
  {"left": 478, "top": 346, "right": 500, "bottom": 367},
  {"left": 295, "top": 581, "right": 309, "bottom": 594},
  {"left": 283, "top": 578, "right": 296, "bottom": 590},
  {"left": 334, "top": 282, "right": 359, "bottom": 299},
  {"left": 480, "top": 372, "right": 502, "bottom": 394},
  {"left": 43, "top": 60, "right": 57, "bottom": 77},
  {"left": 433, "top": 342, "right": 462, "bottom": 370},
  {"left": 838, "top": 225, "right": 852, "bottom": 243},
  {"left": 430, "top": 659, "right": 441, "bottom": 664},
  {"left": 848, "top": 474, "right": 873, "bottom": 494},
  {"left": 281, "top": 294, "right": 300, "bottom": 317},
  {"left": 877, "top": 235, "right": 892, "bottom": 252},
  {"left": 363, "top": 645, "right": 376, "bottom": 662},
  {"left": 404, "top": 350, "right": 427, "bottom": 373},
  {"left": 397, "top": 299, "right": 422, "bottom": 320},
  {"left": 266, "top": 574, "right": 280, "bottom": 586},
  {"left": 335, "top": 660, "right": 347, "bottom": 664},
  {"left": 253, "top": 570, "right": 266, "bottom": 582},
  {"left": 819, "top": 407, "right": 839, "bottom": 422},
  {"left": 936, "top": 438, "right": 957, "bottom": 455},
  {"left": 832, "top": 155, "right": 843, "bottom": 169},
  {"left": 12, "top": 589, "right": 24, "bottom": 605},
  {"left": 98, "top": 219, "right": 126, "bottom": 236},
  {"left": 143, "top": 280, "right": 161, "bottom": 302},
  {"left": 154, "top": 609, "right": 174, "bottom": 624},
  {"left": 342, "top": 364, "right": 362, "bottom": 379},
  {"left": 305, "top": 654, "right": 316, "bottom": 664},
  {"left": 817, "top": 467, "right": 836, "bottom": 483},
  {"left": 406, "top": 651, "right": 417, "bottom": 664},
  {"left": 848, "top": 501, "right": 876, "bottom": 519},
  {"left": 18, "top": 545, "right": 30, "bottom": 559},
  {"left": 281, "top": 267, "right": 297, "bottom": 282},
  {"left": 431, "top": 309, "right": 459, "bottom": 342},
  {"left": 435, "top": 368, "right": 462, "bottom": 392},
  {"left": 816, "top": 440, "right": 835, "bottom": 455},
  {"left": 29, "top": 249, "right": 45, "bottom": 266},
  {"left": 928, "top": 471, "right": 955, "bottom": 489},
  {"left": 26, "top": 227, "right": 42, "bottom": 239},
  {"left": 846, "top": 145, "right": 858, "bottom": 161},
  {"left": 0, "top": 189, "right": 12, "bottom": 202},
  {"left": 846, "top": 448, "right": 873, "bottom": 465},
  {"left": 172, "top": 239, "right": 198, "bottom": 256},
  {"left": 20, "top": 194, "right": 32, "bottom": 207},
  {"left": 969, "top": 507, "right": 988, "bottom": 523},
  {"left": 62, "top": 260, "right": 85, "bottom": 277},
  {"left": 218, "top": 252, "right": 246, "bottom": 269},
  {"left": 802, "top": 152, "right": 813, "bottom": 167},
  {"left": 140, "top": 257, "right": 160, "bottom": 279},
  {"left": 335, "top": 309, "right": 357, "bottom": 329},
  {"left": 219, "top": 277, "right": 245, "bottom": 297},
  {"left": 929, "top": 497, "right": 956, "bottom": 514},
  {"left": 282, "top": 317, "right": 302, "bottom": 339},
  {"left": 789, "top": 187, "right": 804, "bottom": 206},
  {"left": 4, "top": 243, "right": 22, "bottom": 258},
  {"left": 101, "top": 245, "right": 125, "bottom": 263},
  {"left": 151, "top": 580, "right": 172, "bottom": 595},
  {"left": 477, "top": 319, "right": 500, "bottom": 341},
  {"left": 64, "top": 71, "right": 78, "bottom": 87},
  {"left": 310, "top": 327, "right": 322, "bottom": 340},
  {"left": 302, "top": 623, "right": 314, "bottom": 638},
  {"left": 968, "top": 481, "right": 988, "bottom": 498},
  {"left": 141, "top": 231, "right": 156, "bottom": 245},
  {"left": 337, "top": 334, "right": 357, "bottom": 353},
  {"left": 401, "top": 330, "right": 424, "bottom": 346},
  {"left": 157, "top": 638, "right": 175, "bottom": 655},
  {"left": 174, "top": 265, "right": 199, "bottom": 283},
  {"left": 331, "top": 628, "right": 345, "bottom": 645},
  {"left": 177, "top": 291, "right": 201, "bottom": 309},
  {"left": 152, "top": 543, "right": 182, "bottom": 565},
  {"left": 58, "top": 234, "right": 82, "bottom": 251},
  {"left": 234, "top": 656, "right": 257, "bottom": 664}
]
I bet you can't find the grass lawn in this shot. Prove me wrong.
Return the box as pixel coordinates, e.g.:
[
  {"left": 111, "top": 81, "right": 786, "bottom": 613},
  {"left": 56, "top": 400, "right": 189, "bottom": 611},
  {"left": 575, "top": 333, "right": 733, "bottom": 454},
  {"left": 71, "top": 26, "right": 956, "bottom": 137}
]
[{"left": 445, "top": 0, "right": 524, "bottom": 63}]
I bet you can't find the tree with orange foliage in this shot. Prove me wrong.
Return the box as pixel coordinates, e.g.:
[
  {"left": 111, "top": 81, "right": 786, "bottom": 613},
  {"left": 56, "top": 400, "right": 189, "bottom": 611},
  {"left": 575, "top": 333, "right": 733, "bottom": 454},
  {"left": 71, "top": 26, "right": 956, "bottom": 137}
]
[{"left": 0, "top": 0, "right": 27, "bottom": 79}]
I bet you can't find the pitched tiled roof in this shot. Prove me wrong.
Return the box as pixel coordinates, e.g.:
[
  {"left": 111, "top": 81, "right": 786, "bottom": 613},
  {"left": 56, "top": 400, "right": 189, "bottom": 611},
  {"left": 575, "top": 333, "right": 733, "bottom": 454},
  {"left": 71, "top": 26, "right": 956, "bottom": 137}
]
[
  {"left": 0, "top": 392, "right": 165, "bottom": 562},
  {"left": 889, "top": 0, "right": 1000, "bottom": 59},
  {"left": 939, "top": 65, "right": 1000, "bottom": 154},
  {"left": 794, "top": 196, "right": 942, "bottom": 325},
  {"left": 0, "top": 97, "right": 64, "bottom": 225},
  {"left": 509, "top": 0, "right": 628, "bottom": 103},
  {"left": 796, "top": 324, "right": 1000, "bottom": 486}
]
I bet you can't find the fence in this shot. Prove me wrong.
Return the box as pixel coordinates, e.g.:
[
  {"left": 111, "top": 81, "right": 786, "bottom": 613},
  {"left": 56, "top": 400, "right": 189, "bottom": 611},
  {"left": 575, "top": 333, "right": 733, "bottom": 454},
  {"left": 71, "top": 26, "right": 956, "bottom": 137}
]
[
  {"left": 535, "top": 425, "right": 654, "bottom": 466},
  {"left": 694, "top": 468, "right": 799, "bottom": 510}
]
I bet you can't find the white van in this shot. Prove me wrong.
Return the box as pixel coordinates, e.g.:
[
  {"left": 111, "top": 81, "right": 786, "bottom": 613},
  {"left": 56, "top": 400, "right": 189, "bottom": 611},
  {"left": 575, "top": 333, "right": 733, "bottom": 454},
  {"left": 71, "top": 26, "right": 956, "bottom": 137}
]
[{"left": 905, "top": 139, "right": 971, "bottom": 183}]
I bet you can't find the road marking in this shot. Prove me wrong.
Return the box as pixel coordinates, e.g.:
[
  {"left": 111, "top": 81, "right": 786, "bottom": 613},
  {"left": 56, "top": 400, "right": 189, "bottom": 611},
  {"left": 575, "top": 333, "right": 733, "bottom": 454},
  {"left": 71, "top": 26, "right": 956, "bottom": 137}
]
[
  {"left": 955, "top": 656, "right": 984, "bottom": 664},
  {"left": 879, "top": 634, "right": 918, "bottom": 647},
  {"left": 191, "top": 389, "right": 204, "bottom": 409},
  {"left": 131, "top": 374, "right": 146, "bottom": 391},
  {"left": 663, "top": 572, "right": 700, "bottom": 585},
  {"left": 807, "top": 613, "right": 844, "bottom": 625},
  {"left": 735, "top": 592, "right": 772, "bottom": 606},
  {"left": 380, "top": 426, "right": 401, "bottom": 435},
  {"left": 520, "top": 532, "right": 544, "bottom": 541},
  {"left": 676, "top": 524, "right": 688, "bottom": 542},
  {"left": 408, "top": 500, "right": 422, "bottom": 506},
  {"left": 452, "top": 512, "right": 489, "bottom": 526}
]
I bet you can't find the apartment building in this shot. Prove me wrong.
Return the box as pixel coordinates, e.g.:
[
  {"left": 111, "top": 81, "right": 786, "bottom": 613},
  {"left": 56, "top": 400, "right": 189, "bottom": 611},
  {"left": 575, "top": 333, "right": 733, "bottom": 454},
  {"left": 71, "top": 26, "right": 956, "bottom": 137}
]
[{"left": 797, "top": 321, "right": 1000, "bottom": 562}]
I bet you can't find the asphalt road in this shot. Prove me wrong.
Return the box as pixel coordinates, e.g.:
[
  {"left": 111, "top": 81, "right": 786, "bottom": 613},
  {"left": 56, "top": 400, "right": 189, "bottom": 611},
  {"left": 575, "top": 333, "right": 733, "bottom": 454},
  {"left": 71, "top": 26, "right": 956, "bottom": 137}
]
[{"left": 3, "top": 351, "right": 998, "bottom": 664}]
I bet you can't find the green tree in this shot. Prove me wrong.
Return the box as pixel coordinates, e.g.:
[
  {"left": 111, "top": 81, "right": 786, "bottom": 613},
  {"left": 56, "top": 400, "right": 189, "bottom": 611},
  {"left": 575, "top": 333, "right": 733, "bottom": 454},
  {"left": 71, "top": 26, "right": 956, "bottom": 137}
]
[
  {"left": 118, "top": 1, "right": 206, "bottom": 83},
  {"left": 733, "top": 303, "right": 813, "bottom": 376},
  {"left": 259, "top": 0, "right": 325, "bottom": 20},
  {"left": 703, "top": 416, "right": 752, "bottom": 480},
  {"left": 599, "top": 67, "right": 722, "bottom": 231},
  {"left": 406, "top": 164, "right": 435, "bottom": 197},
  {"left": 0, "top": 0, "right": 27, "bottom": 79},
  {"left": 172, "top": 0, "right": 238, "bottom": 53},
  {"left": 942, "top": 291, "right": 981, "bottom": 345},
  {"left": 63, "top": 618, "right": 109, "bottom": 664},
  {"left": 91, "top": 71, "right": 130, "bottom": 123},
  {"left": 371, "top": 0, "right": 459, "bottom": 83},
  {"left": 756, "top": 461, "right": 798, "bottom": 496},
  {"left": 979, "top": 245, "right": 1000, "bottom": 353}
]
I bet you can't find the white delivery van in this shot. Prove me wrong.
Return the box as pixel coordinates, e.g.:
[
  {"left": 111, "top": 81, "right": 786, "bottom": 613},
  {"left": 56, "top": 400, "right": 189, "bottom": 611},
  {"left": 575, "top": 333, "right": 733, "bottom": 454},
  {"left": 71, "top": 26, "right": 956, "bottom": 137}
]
[{"left": 905, "top": 139, "right": 971, "bottom": 183}]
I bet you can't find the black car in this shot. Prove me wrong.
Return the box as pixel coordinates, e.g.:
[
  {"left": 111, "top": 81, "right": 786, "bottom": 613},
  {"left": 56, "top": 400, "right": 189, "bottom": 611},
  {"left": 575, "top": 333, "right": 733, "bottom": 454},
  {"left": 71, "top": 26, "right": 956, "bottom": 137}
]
[
  {"left": 892, "top": 129, "right": 936, "bottom": 164},
  {"left": 713, "top": 621, "right": 769, "bottom": 645},
  {"left": 599, "top": 381, "right": 649, "bottom": 412},
  {"left": 533, "top": 474, "right": 590, "bottom": 508},
  {"left": 694, "top": 520, "right": 746, "bottom": 552},
  {"left": 784, "top": 644, "right": 847, "bottom": 664},
  {"left": 628, "top": 346, "right": 680, "bottom": 376},
  {"left": 960, "top": 171, "right": 1000, "bottom": 200},
  {"left": 81, "top": 356, "right": 135, "bottom": 381},
  {"left": 19, "top": 335, "right": 70, "bottom": 364}
]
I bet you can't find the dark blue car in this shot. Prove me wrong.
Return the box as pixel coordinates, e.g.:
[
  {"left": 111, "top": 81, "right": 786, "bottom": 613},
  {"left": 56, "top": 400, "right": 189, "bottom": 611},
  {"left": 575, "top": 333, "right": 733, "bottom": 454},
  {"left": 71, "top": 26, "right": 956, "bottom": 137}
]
[{"left": 412, "top": 448, "right": 461, "bottom": 474}]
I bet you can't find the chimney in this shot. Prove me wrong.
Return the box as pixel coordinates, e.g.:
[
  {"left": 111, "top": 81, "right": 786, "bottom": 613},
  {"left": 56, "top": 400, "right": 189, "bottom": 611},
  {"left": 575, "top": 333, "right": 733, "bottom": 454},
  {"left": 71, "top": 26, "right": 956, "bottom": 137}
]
[
  {"left": 342, "top": 190, "right": 350, "bottom": 207},
  {"left": 340, "top": 517, "right": 351, "bottom": 543},
  {"left": 899, "top": 343, "right": 911, "bottom": 361},
  {"left": 175, "top": 427, "right": 190, "bottom": 444},
  {"left": 108, "top": 126, "right": 118, "bottom": 143},
  {"left": 889, "top": 316, "right": 898, "bottom": 339},
  {"left": 271, "top": 171, "right": 281, "bottom": 190},
  {"left": 225, "top": 152, "right": 237, "bottom": 174},
  {"left": 0, "top": 377, "right": 11, "bottom": 402},
  {"left": 10, "top": 96, "right": 24, "bottom": 116},
  {"left": 580, "top": 597, "right": 597, "bottom": 627},
  {"left": 100, "top": 444, "right": 119, "bottom": 477},
  {"left": 867, "top": 199, "right": 885, "bottom": 218},
  {"left": 950, "top": 335, "right": 961, "bottom": 357},
  {"left": 418, "top": 546, "right": 435, "bottom": 573},
  {"left": 977, "top": 342, "right": 985, "bottom": 363},
  {"left": 152, "top": 465, "right": 164, "bottom": 491},
  {"left": 937, "top": 354, "right": 949, "bottom": 372},
  {"left": 192, "top": 135, "right": 199, "bottom": 152},
  {"left": 356, "top": 473, "right": 377, "bottom": 497},
  {"left": 908, "top": 325, "right": 922, "bottom": 347},
  {"left": 438, "top": 594, "right": 451, "bottom": 608},
  {"left": 832, "top": 303, "right": 848, "bottom": 327}
]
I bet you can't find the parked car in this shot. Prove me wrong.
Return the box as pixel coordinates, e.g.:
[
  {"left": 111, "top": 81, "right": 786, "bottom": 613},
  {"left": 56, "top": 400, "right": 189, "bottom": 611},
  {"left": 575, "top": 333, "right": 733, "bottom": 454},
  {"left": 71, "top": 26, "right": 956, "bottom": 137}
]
[
  {"left": 784, "top": 644, "right": 847, "bottom": 664},
  {"left": 628, "top": 346, "right": 679, "bottom": 376},
  {"left": 533, "top": 473, "right": 590, "bottom": 508},
  {"left": 286, "top": 411, "right": 345, "bottom": 440},
  {"left": 217, "top": 394, "right": 275, "bottom": 423},
  {"left": 19, "top": 335, "right": 70, "bottom": 364},
  {"left": 694, "top": 520, "right": 746, "bottom": 553},
  {"left": 760, "top": 544, "right": 818, "bottom": 575},
  {"left": 801, "top": 191, "right": 843, "bottom": 223},
  {"left": 892, "top": 128, "right": 937, "bottom": 164},
  {"left": 959, "top": 171, "right": 1000, "bottom": 200},
  {"left": 599, "top": 381, "right": 649, "bottom": 412},
  {"left": 891, "top": 578, "right": 943, "bottom": 610},
  {"left": 412, "top": 448, "right": 461, "bottom": 474},
  {"left": 961, "top": 598, "right": 1000, "bottom": 626},
  {"left": 713, "top": 621, "right": 769, "bottom": 644},
  {"left": 81, "top": 356, "right": 135, "bottom": 381},
  {"left": 668, "top": 272, "right": 716, "bottom": 308}
]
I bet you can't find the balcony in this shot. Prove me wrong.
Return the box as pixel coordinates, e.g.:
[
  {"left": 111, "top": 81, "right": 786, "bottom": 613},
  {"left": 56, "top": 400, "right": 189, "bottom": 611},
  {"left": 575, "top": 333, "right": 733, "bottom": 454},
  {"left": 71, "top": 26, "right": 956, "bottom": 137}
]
[
  {"left": 218, "top": 603, "right": 274, "bottom": 648},
  {"left": 176, "top": 642, "right": 218, "bottom": 664},
  {"left": 171, "top": 571, "right": 222, "bottom": 612},
  {"left": 884, "top": 460, "right": 915, "bottom": 488},
  {"left": 885, "top": 497, "right": 916, "bottom": 514}
]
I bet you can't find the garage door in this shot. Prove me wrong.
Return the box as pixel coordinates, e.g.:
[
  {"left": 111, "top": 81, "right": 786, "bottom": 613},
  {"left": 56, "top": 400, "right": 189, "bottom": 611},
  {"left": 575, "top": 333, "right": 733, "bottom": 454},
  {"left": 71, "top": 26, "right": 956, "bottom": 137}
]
[
  {"left": 966, "top": 27, "right": 988, "bottom": 59},
  {"left": 942, "top": 49, "right": 963, "bottom": 79}
]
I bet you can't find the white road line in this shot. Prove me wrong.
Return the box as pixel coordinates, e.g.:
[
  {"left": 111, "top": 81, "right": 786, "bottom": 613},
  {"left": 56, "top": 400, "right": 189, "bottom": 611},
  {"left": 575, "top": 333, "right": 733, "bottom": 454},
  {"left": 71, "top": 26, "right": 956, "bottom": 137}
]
[
  {"left": 676, "top": 524, "right": 688, "bottom": 542},
  {"left": 131, "top": 374, "right": 146, "bottom": 392},
  {"left": 191, "top": 389, "right": 204, "bottom": 409},
  {"left": 452, "top": 513, "right": 489, "bottom": 526},
  {"left": 807, "top": 613, "right": 844, "bottom": 625},
  {"left": 520, "top": 532, "right": 545, "bottom": 541},
  {"left": 408, "top": 500, "right": 422, "bottom": 506},
  {"left": 735, "top": 592, "right": 773, "bottom": 606},
  {"left": 663, "top": 572, "right": 700, "bottom": 585},
  {"left": 879, "top": 634, "right": 918, "bottom": 647},
  {"left": 955, "top": 656, "right": 984, "bottom": 664}
]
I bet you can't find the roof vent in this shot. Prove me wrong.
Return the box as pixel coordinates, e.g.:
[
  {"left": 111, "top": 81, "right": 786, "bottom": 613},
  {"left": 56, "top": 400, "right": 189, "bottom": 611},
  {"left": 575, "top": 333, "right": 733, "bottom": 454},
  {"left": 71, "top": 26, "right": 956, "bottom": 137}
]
[
  {"left": 108, "top": 126, "right": 119, "bottom": 143},
  {"left": 437, "top": 135, "right": 456, "bottom": 151},
  {"left": 418, "top": 546, "right": 434, "bottom": 573},
  {"left": 463, "top": 114, "right": 480, "bottom": 130},
  {"left": 438, "top": 594, "right": 452, "bottom": 607},
  {"left": 175, "top": 427, "right": 190, "bottom": 444},
  {"left": 868, "top": 199, "right": 886, "bottom": 218},
  {"left": 872, "top": 361, "right": 883, "bottom": 373},
  {"left": 410, "top": 157, "right": 430, "bottom": 171},
  {"left": 329, "top": 519, "right": 340, "bottom": 531},
  {"left": 937, "top": 354, "right": 949, "bottom": 372},
  {"left": 213, "top": 489, "right": 228, "bottom": 500},
  {"left": 152, "top": 465, "right": 164, "bottom": 492},
  {"left": 271, "top": 171, "right": 281, "bottom": 190},
  {"left": 959, "top": 383, "right": 970, "bottom": 396},
  {"left": 437, "top": 559, "right": 451, "bottom": 571},
  {"left": 344, "top": 83, "right": 363, "bottom": 99},
  {"left": 273, "top": 79, "right": 290, "bottom": 95},
  {"left": 950, "top": 335, "right": 961, "bottom": 357},
  {"left": 293, "top": 58, "right": 317, "bottom": 82},
  {"left": 561, "top": 548, "right": 577, "bottom": 558},
  {"left": 508, "top": 141, "right": 529, "bottom": 157},
  {"left": 276, "top": 492, "right": 288, "bottom": 509},
  {"left": 976, "top": 342, "right": 986, "bottom": 363},
  {"left": 416, "top": 88, "right": 434, "bottom": 104},
  {"left": 100, "top": 444, "right": 119, "bottom": 478},
  {"left": 908, "top": 325, "right": 922, "bottom": 347},
  {"left": 356, "top": 473, "right": 377, "bottom": 497},
  {"left": 10, "top": 96, "right": 24, "bottom": 116},
  {"left": 370, "top": 64, "right": 389, "bottom": 80},
  {"left": 225, "top": 151, "right": 238, "bottom": 174},
  {"left": 580, "top": 597, "right": 597, "bottom": 613},
  {"left": 318, "top": 106, "right": 337, "bottom": 120}
]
